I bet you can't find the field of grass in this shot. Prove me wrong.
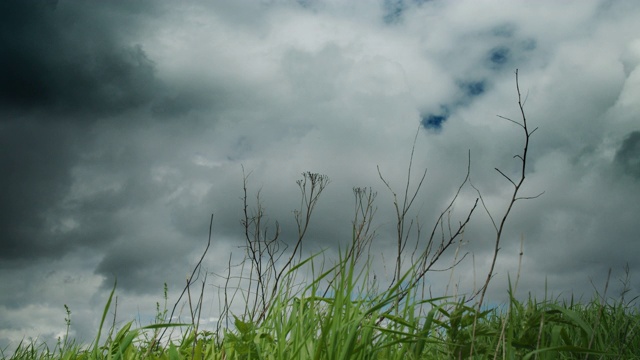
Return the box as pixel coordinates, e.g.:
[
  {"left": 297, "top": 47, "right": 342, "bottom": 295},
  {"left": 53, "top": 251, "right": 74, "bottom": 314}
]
[
  {"left": 4, "top": 72, "right": 639, "bottom": 359},
  {"left": 4, "top": 252, "right": 639, "bottom": 359}
]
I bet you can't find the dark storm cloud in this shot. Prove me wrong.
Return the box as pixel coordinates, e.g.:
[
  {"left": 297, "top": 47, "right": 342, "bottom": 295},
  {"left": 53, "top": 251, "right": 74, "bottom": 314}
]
[
  {"left": 151, "top": 86, "right": 228, "bottom": 120},
  {"left": 0, "top": 117, "right": 107, "bottom": 262},
  {"left": 152, "top": 94, "right": 199, "bottom": 119},
  {"left": 0, "top": 1, "right": 160, "bottom": 116},
  {"left": 0, "top": 1, "right": 167, "bottom": 263},
  {"left": 95, "top": 239, "right": 187, "bottom": 294},
  {"left": 615, "top": 131, "right": 640, "bottom": 179},
  {"left": 0, "top": 122, "right": 158, "bottom": 263}
]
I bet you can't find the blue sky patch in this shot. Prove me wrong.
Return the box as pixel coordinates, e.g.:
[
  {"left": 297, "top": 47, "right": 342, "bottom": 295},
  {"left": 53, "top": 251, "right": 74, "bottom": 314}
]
[
  {"left": 420, "top": 79, "right": 486, "bottom": 131},
  {"left": 460, "top": 80, "right": 486, "bottom": 97},
  {"left": 421, "top": 109, "right": 449, "bottom": 131},
  {"left": 488, "top": 46, "right": 510, "bottom": 68}
]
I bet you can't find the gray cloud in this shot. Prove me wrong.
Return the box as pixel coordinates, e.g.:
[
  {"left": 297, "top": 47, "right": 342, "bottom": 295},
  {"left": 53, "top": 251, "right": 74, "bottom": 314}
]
[
  {"left": 0, "top": 120, "right": 80, "bottom": 260},
  {"left": 0, "top": 1, "right": 160, "bottom": 116},
  {"left": 615, "top": 131, "right": 640, "bottom": 178},
  {"left": 0, "top": 1, "right": 171, "bottom": 265}
]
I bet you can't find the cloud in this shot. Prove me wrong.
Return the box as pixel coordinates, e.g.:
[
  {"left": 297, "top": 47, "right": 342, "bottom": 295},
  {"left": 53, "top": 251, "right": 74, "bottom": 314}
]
[
  {"left": 0, "top": 1, "right": 160, "bottom": 116},
  {"left": 0, "top": 120, "right": 80, "bottom": 260},
  {"left": 615, "top": 131, "right": 640, "bottom": 178}
]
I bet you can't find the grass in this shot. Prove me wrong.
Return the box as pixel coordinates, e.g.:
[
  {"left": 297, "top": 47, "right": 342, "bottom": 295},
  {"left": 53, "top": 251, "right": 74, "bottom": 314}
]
[
  {"left": 3, "top": 251, "right": 639, "bottom": 359},
  {"left": 4, "top": 71, "right": 639, "bottom": 359}
]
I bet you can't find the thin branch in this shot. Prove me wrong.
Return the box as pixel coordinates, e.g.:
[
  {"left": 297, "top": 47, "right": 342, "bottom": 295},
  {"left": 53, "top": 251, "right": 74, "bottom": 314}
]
[
  {"left": 470, "top": 181, "right": 498, "bottom": 232},
  {"left": 495, "top": 168, "right": 516, "bottom": 187},
  {"left": 158, "top": 213, "right": 213, "bottom": 346},
  {"left": 496, "top": 115, "right": 524, "bottom": 129},
  {"left": 471, "top": 70, "right": 543, "bottom": 356},
  {"left": 515, "top": 191, "right": 545, "bottom": 201}
]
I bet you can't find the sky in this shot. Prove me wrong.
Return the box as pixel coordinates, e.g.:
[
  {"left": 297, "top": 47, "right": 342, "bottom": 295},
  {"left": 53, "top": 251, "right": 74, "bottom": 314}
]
[{"left": 2, "top": 0, "right": 640, "bottom": 351}]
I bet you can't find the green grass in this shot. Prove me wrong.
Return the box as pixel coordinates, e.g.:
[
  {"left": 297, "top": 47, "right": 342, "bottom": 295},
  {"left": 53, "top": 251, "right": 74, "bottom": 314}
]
[{"left": 3, "top": 248, "right": 639, "bottom": 359}]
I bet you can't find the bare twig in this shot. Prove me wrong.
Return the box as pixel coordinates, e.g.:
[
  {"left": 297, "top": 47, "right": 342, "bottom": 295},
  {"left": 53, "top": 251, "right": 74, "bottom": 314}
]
[
  {"left": 376, "top": 142, "right": 479, "bottom": 325},
  {"left": 157, "top": 213, "right": 214, "bottom": 347},
  {"left": 236, "top": 170, "right": 329, "bottom": 324},
  {"left": 377, "top": 127, "right": 428, "bottom": 289},
  {"left": 469, "top": 69, "right": 542, "bottom": 357}
]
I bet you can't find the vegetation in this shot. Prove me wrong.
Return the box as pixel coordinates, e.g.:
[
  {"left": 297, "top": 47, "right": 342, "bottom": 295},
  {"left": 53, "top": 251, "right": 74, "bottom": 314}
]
[{"left": 3, "top": 71, "right": 639, "bottom": 359}]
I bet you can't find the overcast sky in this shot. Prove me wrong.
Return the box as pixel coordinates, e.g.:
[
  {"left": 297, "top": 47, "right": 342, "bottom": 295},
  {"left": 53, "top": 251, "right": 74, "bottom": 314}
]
[{"left": 2, "top": 0, "right": 640, "bottom": 351}]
